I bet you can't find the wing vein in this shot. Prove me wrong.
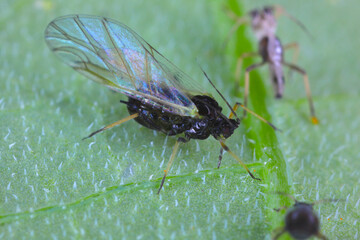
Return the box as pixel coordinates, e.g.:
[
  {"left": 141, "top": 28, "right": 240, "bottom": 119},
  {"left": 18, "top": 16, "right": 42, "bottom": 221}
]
[{"left": 101, "top": 18, "right": 137, "bottom": 88}]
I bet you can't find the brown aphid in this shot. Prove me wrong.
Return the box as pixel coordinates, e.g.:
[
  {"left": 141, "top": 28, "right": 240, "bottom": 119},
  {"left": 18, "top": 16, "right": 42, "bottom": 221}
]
[{"left": 225, "top": 6, "right": 319, "bottom": 124}]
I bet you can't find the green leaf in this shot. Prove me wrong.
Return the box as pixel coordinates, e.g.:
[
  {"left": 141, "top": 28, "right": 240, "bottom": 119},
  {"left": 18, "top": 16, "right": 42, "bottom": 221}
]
[{"left": 0, "top": 0, "right": 358, "bottom": 239}]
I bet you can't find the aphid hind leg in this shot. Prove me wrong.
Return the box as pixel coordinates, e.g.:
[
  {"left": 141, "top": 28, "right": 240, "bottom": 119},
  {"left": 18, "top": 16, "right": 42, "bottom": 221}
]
[
  {"left": 273, "top": 206, "right": 289, "bottom": 212},
  {"left": 82, "top": 113, "right": 139, "bottom": 140},
  {"left": 244, "top": 62, "right": 266, "bottom": 117},
  {"left": 283, "top": 42, "right": 300, "bottom": 79},
  {"left": 235, "top": 52, "right": 259, "bottom": 91},
  {"left": 157, "top": 137, "right": 188, "bottom": 194},
  {"left": 219, "top": 140, "right": 261, "bottom": 181},
  {"left": 282, "top": 62, "right": 319, "bottom": 124}
]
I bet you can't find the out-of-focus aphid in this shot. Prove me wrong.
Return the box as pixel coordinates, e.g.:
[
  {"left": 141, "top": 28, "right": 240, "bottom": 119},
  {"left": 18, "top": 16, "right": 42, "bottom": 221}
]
[
  {"left": 225, "top": 6, "right": 318, "bottom": 124},
  {"left": 273, "top": 192, "right": 339, "bottom": 240}
]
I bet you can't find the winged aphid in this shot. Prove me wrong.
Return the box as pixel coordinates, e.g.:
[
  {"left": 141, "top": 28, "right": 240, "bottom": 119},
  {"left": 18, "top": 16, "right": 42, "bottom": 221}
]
[{"left": 45, "top": 15, "right": 277, "bottom": 193}]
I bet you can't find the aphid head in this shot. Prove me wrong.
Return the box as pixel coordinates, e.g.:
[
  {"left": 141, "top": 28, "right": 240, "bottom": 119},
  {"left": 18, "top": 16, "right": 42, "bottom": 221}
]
[
  {"left": 250, "top": 6, "right": 277, "bottom": 40},
  {"left": 285, "top": 202, "right": 319, "bottom": 239},
  {"left": 216, "top": 118, "right": 239, "bottom": 139}
]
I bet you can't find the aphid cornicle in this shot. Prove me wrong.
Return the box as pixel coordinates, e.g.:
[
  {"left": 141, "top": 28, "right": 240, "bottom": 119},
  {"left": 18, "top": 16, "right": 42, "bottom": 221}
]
[
  {"left": 225, "top": 6, "right": 319, "bottom": 124},
  {"left": 273, "top": 193, "right": 333, "bottom": 240},
  {"left": 45, "top": 15, "right": 277, "bottom": 193}
]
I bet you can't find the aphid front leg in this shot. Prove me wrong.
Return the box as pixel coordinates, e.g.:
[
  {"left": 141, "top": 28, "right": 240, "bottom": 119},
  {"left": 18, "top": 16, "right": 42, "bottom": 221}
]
[
  {"left": 244, "top": 62, "right": 266, "bottom": 117},
  {"left": 232, "top": 102, "right": 279, "bottom": 131},
  {"left": 235, "top": 52, "right": 259, "bottom": 90},
  {"left": 217, "top": 101, "right": 279, "bottom": 169},
  {"left": 157, "top": 137, "right": 188, "bottom": 194},
  {"left": 282, "top": 62, "right": 319, "bottom": 124},
  {"left": 273, "top": 206, "right": 289, "bottom": 212},
  {"left": 219, "top": 140, "right": 261, "bottom": 180},
  {"left": 283, "top": 42, "right": 300, "bottom": 79}
]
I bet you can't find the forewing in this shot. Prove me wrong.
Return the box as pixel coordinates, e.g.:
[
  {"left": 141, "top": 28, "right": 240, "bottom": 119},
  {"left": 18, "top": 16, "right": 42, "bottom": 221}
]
[{"left": 45, "top": 15, "right": 201, "bottom": 116}]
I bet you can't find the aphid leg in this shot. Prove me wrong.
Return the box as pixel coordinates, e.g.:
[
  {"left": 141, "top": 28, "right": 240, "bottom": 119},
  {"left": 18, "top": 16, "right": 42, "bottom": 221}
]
[
  {"left": 235, "top": 52, "right": 259, "bottom": 90},
  {"left": 217, "top": 148, "right": 224, "bottom": 168},
  {"left": 82, "top": 113, "right": 139, "bottom": 140},
  {"left": 228, "top": 102, "right": 240, "bottom": 119},
  {"left": 274, "top": 191, "right": 298, "bottom": 202},
  {"left": 273, "top": 206, "right": 289, "bottom": 212},
  {"left": 244, "top": 62, "right": 266, "bottom": 117},
  {"left": 219, "top": 140, "right": 261, "bottom": 181},
  {"left": 219, "top": 98, "right": 279, "bottom": 171},
  {"left": 223, "top": 18, "right": 248, "bottom": 48},
  {"left": 231, "top": 102, "right": 280, "bottom": 131},
  {"left": 223, "top": 5, "right": 243, "bottom": 22},
  {"left": 283, "top": 42, "right": 299, "bottom": 79},
  {"left": 316, "top": 232, "right": 327, "bottom": 240},
  {"left": 282, "top": 62, "right": 319, "bottom": 124},
  {"left": 157, "top": 137, "right": 188, "bottom": 194},
  {"left": 272, "top": 227, "right": 286, "bottom": 240},
  {"left": 222, "top": 6, "right": 248, "bottom": 48}
]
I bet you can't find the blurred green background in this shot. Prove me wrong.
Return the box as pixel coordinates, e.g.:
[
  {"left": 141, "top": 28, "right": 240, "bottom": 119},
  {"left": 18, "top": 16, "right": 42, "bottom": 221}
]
[{"left": 0, "top": 0, "right": 359, "bottom": 239}]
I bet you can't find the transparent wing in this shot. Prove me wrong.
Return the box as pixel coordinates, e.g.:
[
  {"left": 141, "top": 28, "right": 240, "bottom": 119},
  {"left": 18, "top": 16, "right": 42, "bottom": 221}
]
[{"left": 45, "top": 15, "right": 203, "bottom": 116}]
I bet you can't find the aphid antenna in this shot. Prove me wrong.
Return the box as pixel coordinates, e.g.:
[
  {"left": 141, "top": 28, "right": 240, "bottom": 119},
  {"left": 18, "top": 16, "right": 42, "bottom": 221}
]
[
  {"left": 199, "top": 66, "right": 239, "bottom": 121},
  {"left": 273, "top": 191, "right": 298, "bottom": 203},
  {"left": 274, "top": 5, "right": 315, "bottom": 40},
  {"left": 311, "top": 198, "right": 344, "bottom": 206},
  {"left": 197, "top": 65, "right": 280, "bottom": 131},
  {"left": 222, "top": 5, "right": 249, "bottom": 49},
  {"left": 236, "top": 103, "right": 281, "bottom": 132},
  {"left": 274, "top": 191, "right": 343, "bottom": 206}
]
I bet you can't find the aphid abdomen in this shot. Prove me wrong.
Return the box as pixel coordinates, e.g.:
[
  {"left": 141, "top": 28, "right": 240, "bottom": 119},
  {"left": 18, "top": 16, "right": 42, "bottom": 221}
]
[
  {"left": 269, "top": 63, "right": 285, "bottom": 98},
  {"left": 259, "top": 36, "right": 285, "bottom": 98},
  {"left": 123, "top": 98, "right": 192, "bottom": 136}
]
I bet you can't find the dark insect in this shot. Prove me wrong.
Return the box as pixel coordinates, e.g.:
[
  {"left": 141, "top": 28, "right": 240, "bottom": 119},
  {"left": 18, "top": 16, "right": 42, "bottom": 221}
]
[
  {"left": 225, "top": 5, "right": 319, "bottom": 124},
  {"left": 273, "top": 192, "right": 337, "bottom": 240},
  {"left": 45, "top": 15, "right": 277, "bottom": 193}
]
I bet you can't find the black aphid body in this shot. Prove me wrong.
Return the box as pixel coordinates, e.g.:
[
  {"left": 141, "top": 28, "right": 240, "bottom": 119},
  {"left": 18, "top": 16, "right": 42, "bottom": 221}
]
[
  {"left": 123, "top": 95, "right": 240, "bottom": 141},
  {"left": 44, "top": 15, "right": 271, "bottom": 193},
  {"left": 285, "top": 202, "right": 319, "bottom": 239}
]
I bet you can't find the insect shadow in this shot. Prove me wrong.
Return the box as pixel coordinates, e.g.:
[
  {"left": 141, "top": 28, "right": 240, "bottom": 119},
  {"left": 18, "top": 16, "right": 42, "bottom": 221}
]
[
  {"left": 45, "top": 15, "right": 279, "bottom": 194},
  {"left": 272, "top": 192, "right": 340, "bottom": 240},
  {"left": 224, "top": 5, "right": 319, "bottom": 124}
]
